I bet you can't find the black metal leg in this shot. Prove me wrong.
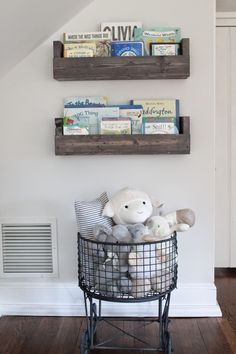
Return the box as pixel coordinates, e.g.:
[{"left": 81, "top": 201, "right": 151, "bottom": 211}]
[{"left": 157, "top": 293, "right": 172, "bottom": 353}]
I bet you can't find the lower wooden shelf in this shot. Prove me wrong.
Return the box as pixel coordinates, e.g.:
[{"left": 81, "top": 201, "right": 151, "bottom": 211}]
[{"left": 55, "top": 116, "right": 190, "bottom": 155}]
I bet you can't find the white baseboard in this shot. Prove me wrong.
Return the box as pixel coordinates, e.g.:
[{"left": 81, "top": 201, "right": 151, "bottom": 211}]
[{"left": 0, "top": 282, "right": 222, "bottom": 317}]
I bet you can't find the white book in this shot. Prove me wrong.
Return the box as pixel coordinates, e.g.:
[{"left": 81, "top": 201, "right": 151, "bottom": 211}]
[
  {"left": 64, "top": 32, "right": 111, "bottom": 42},
  {"left": 101, "top": 22, "right": 142, "bottom": 41}
]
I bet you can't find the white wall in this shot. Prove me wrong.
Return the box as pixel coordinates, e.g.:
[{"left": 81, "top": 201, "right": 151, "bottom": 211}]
[
  {"left": 0, "top": 0, "right": 220, "bottom": 316},
  {"left": 0, "top": 0, "right": 94, "bottom": 79}
]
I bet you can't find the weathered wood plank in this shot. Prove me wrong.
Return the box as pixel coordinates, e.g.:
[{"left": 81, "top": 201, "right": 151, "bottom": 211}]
[
  {"left": 54, "top": 117, "right": 190, "bottom": 155},
  {"left": 53, "top": 39, "right": 190, "bottom": 81}
]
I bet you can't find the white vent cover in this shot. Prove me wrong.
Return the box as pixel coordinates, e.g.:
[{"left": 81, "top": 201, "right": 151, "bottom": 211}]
[{"left": 0, "top": 218, "right": 58, "bottom": 278}]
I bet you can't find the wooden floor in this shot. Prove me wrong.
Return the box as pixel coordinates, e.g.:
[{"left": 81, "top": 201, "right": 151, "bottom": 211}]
[{"left": 0, "top": 269, "right": 236, "bottom": 354}]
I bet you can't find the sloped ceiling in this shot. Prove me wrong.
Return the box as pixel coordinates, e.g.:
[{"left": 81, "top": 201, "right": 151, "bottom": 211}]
[{"left": 0, "top": 0, "right": 94, "bottom": 78}]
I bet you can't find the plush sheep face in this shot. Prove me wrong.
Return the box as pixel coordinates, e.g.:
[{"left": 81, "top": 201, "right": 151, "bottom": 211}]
[
  {"left": 102, "top": 188, "right": 155, "bottom": 225},
  {"left": 118, "top": 198, "right": 153, "bottom": 224}
]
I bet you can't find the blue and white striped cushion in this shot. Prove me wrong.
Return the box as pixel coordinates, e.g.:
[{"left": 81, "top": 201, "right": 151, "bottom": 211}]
[{"left": 75, "top": 192, "right": 113, "bottom": 239}]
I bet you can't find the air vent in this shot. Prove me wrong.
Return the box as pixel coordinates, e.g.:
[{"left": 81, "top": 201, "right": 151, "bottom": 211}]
[{"left": 0, "top": 218, "right": 58, "bottom": 278}]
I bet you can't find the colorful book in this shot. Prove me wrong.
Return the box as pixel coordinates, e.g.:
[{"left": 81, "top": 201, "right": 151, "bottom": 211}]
[
  {"left": 64, "top": 107, "right": 120, "bottom": 134},
  {"left": 111, "top": 41, "right": 144, "bottom": 56},
  {"left": 150, "top": 43, "right": 180, "bottom": 56},
  {"left": 131, "top": 99, "right": 180, "bottom": 133},
  {"left": 134, "top": 27, "right": 181, "bottom": 55},
  {"left": 64, "top": 43, "right": 96, "bottom": 57},
  {"left": 118, "top": 105, "right": 143, "bottom": 134},
  {"left": 100, "top": 118, "right": 131, "bottom": 135},
  {"left": 63, "top": 126, "right": 89, "bottom": 135},
  {"left": 143, "top": 117, "right": 178, "bottom": 134},
  {"left": 101, "top": 22, "right": 142, "bottom": 41},
  {"left": 64, "top": 97, "right": 108, "bottom": 108},
  {"left": 63, "top": 32, "right": 111, "bottom": 42}
]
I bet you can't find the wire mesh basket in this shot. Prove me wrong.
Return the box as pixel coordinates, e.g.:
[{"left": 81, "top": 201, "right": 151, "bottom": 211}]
[{"left": 78, "top": 232, "right": 178, "bottom": 302}]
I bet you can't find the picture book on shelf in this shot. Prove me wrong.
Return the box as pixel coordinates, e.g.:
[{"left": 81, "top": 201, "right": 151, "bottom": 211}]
[
  {"left": 134, "top": 27, "right": 181, "bottom": 55},
  {"left": 101, "top": 117, "right": 131, "bottom": 135},
  {"left": 111, "top": 41, "right": 144, "bottom": 56},
  {"left": 101, "top": 22, "right": 142, "bottom": 41},
  {"left": 64, "top": 107, "right": 119, "bottom": 134},
  {"left": 131, "top": 99, "right": 179, "bottom": 134},
  {"left": 64, "top": 126, "right": 90, "bottom": 135},
  {"left": 118, "top": 105, "right": 143, "bottom": 134},
  {"left": 64, "top": 43, "right": 96, "bottom": 57},
  {"left": 64, "top": 96, "right": 108, "bottom": 108},
  {"left": 143, "top": 117, "right": 178, "bottom": 134},
  {"left": 64, "top": 32, "right": 111, "bottom": 42}
]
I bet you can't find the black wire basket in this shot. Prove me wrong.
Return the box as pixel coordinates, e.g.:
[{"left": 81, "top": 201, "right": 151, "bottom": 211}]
[{"left": 78, "top": 232, "right": 178, "bottom": 302}]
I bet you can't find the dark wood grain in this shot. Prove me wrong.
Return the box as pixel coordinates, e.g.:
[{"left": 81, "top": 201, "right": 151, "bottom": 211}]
[
  {"left": 215, "top": 268, "right": 236, "bottom": 332},
  {"left": 53, "top": 39, "right": 190, "bottom": 81},
  {"left": 197, "top": 318, "right": 233, "bottom": 354},
  {"left": 54, "top": 116, "right": 190, "bottom": 155}
]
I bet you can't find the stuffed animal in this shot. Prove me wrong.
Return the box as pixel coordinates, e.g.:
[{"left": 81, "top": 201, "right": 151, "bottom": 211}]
[
  {"left": 93, "top": 223, "right": 132, "bottom": 271},
  {"left": 130, "top": 278, "right": 151, "bottom": 298},
  {"left": 146, "top": 209, "right": 195, "bottom": 241},
  {"left": 95, "top": 252, "right": 133, "bottom": 296},
  {"left": 102, "top": 187, "right": 162, "bottom": 225},
  {"left": 93, "top": 188, "right": 194, "bottom": 299},
  {"left": 127, "top": 223, "right": 150, "bottom": 243}
]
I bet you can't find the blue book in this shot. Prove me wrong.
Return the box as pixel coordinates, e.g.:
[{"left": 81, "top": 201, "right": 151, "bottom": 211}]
[{"left": 111, "top": 41, "right": 144, "bottom": 56}]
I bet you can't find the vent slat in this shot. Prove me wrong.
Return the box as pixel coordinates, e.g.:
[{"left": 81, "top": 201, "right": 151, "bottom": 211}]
[{"left": 1, "top": 222, "right": 55, "bottom": 276}]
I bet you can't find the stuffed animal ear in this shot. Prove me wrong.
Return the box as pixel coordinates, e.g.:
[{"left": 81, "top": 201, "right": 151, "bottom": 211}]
[
  {"left": 102, "top": 201, "right": 115, "bottom": 218},
  {"left": 150, "top": 197, "right": 163, "bottom": 209}
]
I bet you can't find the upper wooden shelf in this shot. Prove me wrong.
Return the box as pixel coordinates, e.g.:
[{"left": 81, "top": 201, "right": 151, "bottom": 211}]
[
  {"left": 53, "top": 39, "right": 190, "bottom": 81},
  {"left": 54, "top": 116, "right": 190, "bottom": 155}
]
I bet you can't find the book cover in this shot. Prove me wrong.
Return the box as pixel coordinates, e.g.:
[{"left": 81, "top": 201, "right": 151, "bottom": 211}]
[
  {"left": 143, "top": 117, "right": 178, "bottom": 134},
  {"left": 134, "top": 27, "right": 181, "bottom": 55},
  {"left": 63, "top": 126, "right": 89, "bottom": 135},
  {"left": 118, "top": 105, "right": 143, "bottom": 134},
  {"left": 101, "top": 118, "right": 131, "bottom": 135},
  {"left": 111, "top": 41, "right": 144, "bottom": 56},
  {"left": 101, "top": 22, "right": 142, "bottom": 41},
  {"left": 150, "top": 43, "right": 179, "bottom": 56},
  {"left": 64, "top": 107, "right": 120, "bottom": 134},
  {"left": 64, "top": 96, "right": 108, "bottom": 108},
  {"left": 64, "top": 32, "right": 111, "bottom": 42},
  {"left": 131, "top": 99, "right": 179, "bottom": 130},
  {"left": 64, "top": 43, "right": 96, "bottom": 57}
]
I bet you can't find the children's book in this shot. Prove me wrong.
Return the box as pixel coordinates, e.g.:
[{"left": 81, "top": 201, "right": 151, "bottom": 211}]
[
  {"left": 117, "top": 105, "right": 143, "bottom": 134},
  {"left": 64, "top": 107, "right": 120, "bottom": 134},
  {"left": 111, "top": 41, "right": 144, "bottom": 56},
  {"left": 64, "top": 32, "right": 111, "bottom": 42},
  {"left": 64, "top": 96, "right": 108, "bottom": 108},
  {"left": 101, "top": 22, "right": 142, "bottom": 41},
  {"left": 150, "top": 43, "right": 180, "bottom": 56},
  {"left": 131, "top": 99, "right": 179, "bottom": 132},
  {"left": 143, "top": 117, "right": 178, "bottom": 134},
  {"left": 64, "top": 43, "right": 96, "bottom": 57},
  {"left": 134, "top": 27, "right": 181, "bottom": 55},
  {"left": 101, "top": 118, "right": 131, "bottom": 135},
  {"left": 63, "top": 126, "right": 90, "bottom": 135}
]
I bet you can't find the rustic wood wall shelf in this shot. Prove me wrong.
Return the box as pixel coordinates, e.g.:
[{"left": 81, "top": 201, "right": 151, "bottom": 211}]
[
  {"left": 53, "top": 39, "right": 190, "bottom": 81},
  {"left": 55, "top": 117, "right": 190, "bottom": 155}
]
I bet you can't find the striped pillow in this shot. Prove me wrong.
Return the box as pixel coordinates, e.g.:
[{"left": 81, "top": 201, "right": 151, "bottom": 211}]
[{"left": 75, "top": 192, "right": 113, "bottom": 239}]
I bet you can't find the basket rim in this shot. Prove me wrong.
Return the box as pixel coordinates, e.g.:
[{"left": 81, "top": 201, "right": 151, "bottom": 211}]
[{"left": 77, "top": 231, "right": 177, "bottom": 246}]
